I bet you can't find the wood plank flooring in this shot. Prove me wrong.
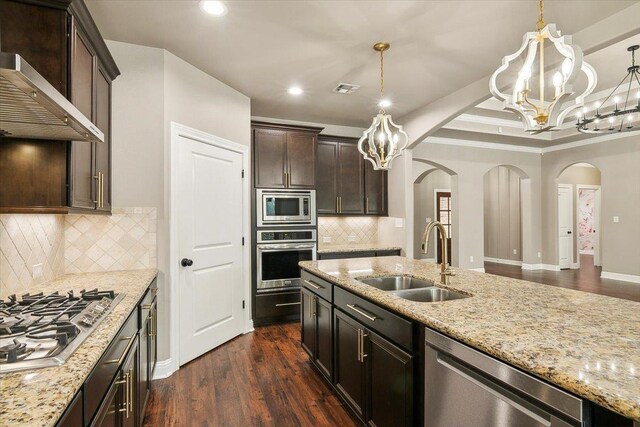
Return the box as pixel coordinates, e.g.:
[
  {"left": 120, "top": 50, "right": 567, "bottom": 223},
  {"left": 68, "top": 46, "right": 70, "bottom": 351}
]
[
  {"left": 484, "top": 254, "right": 640, "bottom": 302},
  {"left": 142, "top": 322, "right": 358, "bottom": 427}
]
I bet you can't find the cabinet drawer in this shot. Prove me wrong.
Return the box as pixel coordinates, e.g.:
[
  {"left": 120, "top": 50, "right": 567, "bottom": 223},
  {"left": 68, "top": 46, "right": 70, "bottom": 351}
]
[
  {"left": 84, "top": 311, "right": 138, "bottom": 426},
  {"left": 376, "top": 250, "right": 401, "bottom": 257},
  {"left": 138, "top": 279, "right": 158, "bottom": 325},
  {"left": 301, "top": 270, "right": 333, "bottom": 302},
  {"left": 318, "top": 251, "right": 376, "bottom": 260},
  {"left": 255, "top": 291, "right": 301, "bottom": 318},
  {"left": 334, "top": 286, "right": 413, "bottom": 351}
]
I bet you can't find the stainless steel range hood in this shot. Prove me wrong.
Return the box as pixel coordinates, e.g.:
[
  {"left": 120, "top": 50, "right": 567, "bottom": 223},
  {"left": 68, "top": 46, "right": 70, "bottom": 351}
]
[{"left": 0, "top": 52, "right": 103, "bottom": 143}]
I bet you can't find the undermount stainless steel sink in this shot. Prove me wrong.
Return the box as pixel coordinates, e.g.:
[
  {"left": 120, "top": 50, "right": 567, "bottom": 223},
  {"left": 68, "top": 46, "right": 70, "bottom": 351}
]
[
  {"left": 358, "top": 275, "right": 435, "bottom": 291},
  {"left": 390, "top": 287, "right": 469, "bottom": 302}
]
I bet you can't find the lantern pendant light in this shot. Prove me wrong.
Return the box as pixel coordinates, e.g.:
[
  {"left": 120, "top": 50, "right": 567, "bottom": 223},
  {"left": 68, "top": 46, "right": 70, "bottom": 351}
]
[
  {"left": 358, "top": 42, "right": 408, "bottom": 170},
  {"left": 490, "top": 0, "right": 597, "bottom": 133}
]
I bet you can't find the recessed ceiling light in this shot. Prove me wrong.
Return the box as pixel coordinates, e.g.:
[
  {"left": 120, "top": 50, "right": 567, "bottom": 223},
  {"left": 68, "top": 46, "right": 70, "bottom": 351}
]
[
  {"left": 378, "top": 99, "right": 392, "bottom": 108},
  {"left": 288, "top": 86, "right": 303, "bottom": 96},
  {"left": 199, "top": 1, "right": 227, "bottom": 16}
]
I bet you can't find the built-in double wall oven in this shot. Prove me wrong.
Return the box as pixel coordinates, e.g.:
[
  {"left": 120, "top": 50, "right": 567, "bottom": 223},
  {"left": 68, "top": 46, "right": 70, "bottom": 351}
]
[{"left": 256, "top": 228, "right": 317, "bottom": 293}]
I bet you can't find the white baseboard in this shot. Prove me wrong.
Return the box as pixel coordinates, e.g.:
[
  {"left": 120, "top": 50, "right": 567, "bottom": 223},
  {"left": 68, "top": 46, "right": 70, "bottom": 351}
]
[
  {"left": 152, "top": 359, "right": 176, "bottom": 380},
  {"left": 542, "top": 264, "right": 561, "bottom": 271},
  {"left": 601, "top": 271, "right": 640, "bottom": 284},
  {"left": 571, "top": 262, "right": 580, "bottom": 269},
  {"left": 468, "top": 268, "right": 485, "bottom": 273},
  {"left": 244, "top": 319, "right": 255, "bottom": 334},
  {"left": 484, "top": 257, "right": 522, "bottom": 267},
  {"left": 521, "top": 263, "right": 543, "bottom": 270}
]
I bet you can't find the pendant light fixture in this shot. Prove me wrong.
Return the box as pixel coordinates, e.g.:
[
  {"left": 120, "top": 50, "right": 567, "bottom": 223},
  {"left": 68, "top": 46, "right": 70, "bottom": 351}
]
[
  {"left": 576, "top": 45, "right": 640, "bottom": 134},
  {"left": 489, "top": 0, "right": 597, "bottom": 133},
  {"left": 358, "top": 42, "right": 408, "bottom": 170}
]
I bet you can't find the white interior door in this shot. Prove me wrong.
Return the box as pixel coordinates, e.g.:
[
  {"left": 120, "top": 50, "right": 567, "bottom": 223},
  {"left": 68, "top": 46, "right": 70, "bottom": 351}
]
[
  {"left": 177, "top": 134, "right": 245, "bottom": 366},
  {"left": 558, "top": 185, "right": 573, "bottom": 270}
]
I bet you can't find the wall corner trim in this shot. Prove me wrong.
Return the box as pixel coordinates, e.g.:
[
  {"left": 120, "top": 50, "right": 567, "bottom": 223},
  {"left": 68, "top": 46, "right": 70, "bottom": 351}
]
[
  {"left": 152, "top": 359, "right": 176, "bottom": 380},
  {"left": 601, "top": 271, "right": 640, "bottom": 284}
]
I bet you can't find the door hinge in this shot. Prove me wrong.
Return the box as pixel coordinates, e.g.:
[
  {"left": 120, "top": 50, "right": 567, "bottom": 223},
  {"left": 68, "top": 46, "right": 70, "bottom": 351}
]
[
  {"left": 242, "top": 300, "right": 245, "bottom": 309},
  {"left": 242, "top": 237, "right": 245, "bottom": 246},
  {"left": 241, "top": 169, "right": 245, "bottom": 178}
]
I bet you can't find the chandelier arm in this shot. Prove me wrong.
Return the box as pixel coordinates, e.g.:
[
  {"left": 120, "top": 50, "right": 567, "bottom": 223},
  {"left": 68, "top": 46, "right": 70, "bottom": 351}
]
[{"left": 598, "top": 71, "right": 631, "bottom": 111}]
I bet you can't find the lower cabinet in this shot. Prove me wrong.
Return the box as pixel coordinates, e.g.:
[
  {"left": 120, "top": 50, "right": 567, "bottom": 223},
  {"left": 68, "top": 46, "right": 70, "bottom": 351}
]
[
  {"left": 301, "top": 287, "right": 332, "bottom": 381},
  {"left": 317, "top": 249, "right": 401, "bottom": 260}
]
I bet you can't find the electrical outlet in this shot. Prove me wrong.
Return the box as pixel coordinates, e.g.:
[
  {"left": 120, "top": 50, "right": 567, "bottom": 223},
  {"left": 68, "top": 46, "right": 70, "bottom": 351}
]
[
  {"left": 32, "top": 263, "right": 43, "bottom": 279},
  {"left": 322, "top": 236, "right": 332, "bottom": 243},
  {"left": 537, "top": 252, "right": 541, "bottom": 258},
  {"left": 613, "top": 216, "right": 620, "bottom": 223},
  {"left": 395, "top": 218, "right": 404, "bottom": 228},
  {"left": 513, "top": 249, "right": 517, "bottom": 255},
  {"left": 469, "top": 256, "right": 474, "bottom": 263},
  {"left": 348, "top": 234, "right": 357, "bottom": 242}
]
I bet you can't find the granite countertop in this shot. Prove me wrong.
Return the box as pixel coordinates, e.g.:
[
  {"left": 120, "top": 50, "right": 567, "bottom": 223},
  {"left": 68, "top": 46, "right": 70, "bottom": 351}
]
[
  {"left": 317, "top": 243, "right": 402, "bottom": 254},
  {"left": 0, "top": 269, "right": 158, "bottom": 427},
  {"left": 299, "top": 256, "right": 640, "bottom": 421}
]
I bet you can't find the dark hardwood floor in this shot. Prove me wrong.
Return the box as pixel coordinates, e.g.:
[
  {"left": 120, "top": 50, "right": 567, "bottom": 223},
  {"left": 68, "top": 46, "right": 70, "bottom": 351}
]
[
  {"left": 485, "top": 254, "right": 640, "bottom": 302},
  {"left": 143, "top": 322, "right": 358, "bottom": 427}
]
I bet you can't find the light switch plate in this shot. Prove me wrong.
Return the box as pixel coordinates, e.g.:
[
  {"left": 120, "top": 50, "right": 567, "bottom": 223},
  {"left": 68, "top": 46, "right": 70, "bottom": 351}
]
[
  {"left": 32, "top": 263, "right": 43, "bottom": 279},
  {"left": 537, "top": 252, "right": 541, "bottom": 258},
  {"left": 395, "top": 218, "right": 404, "bottom": 228},
  {"left": 613, "top": 216, "right": 620, "bottom": 223},
  {"left": 469, "top": 256, "right": 474, "bottom": 263},
  {"left": 513, "top": 249, "right": 517, "bottom": 255}
]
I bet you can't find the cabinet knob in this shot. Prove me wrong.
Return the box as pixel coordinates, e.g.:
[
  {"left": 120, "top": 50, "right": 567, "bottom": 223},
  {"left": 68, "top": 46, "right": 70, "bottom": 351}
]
[{"left": 180, "top": 258, "right": 194, "bottom": 267}]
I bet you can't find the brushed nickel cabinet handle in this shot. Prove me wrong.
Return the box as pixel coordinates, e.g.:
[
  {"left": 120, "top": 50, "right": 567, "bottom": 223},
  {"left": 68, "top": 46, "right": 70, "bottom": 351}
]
[
  {"left": 100, "top": 172, "right": 105, "bottom": 208},
  {"left": 357, "top": 329, "right": 361, "bottom": 362},
  {"left": 93, "top": 175, "right": 100, "bottom": 206},
  {"left": 303, "top": 279, "right": 323, "bottom": 290},
  {"left": 275, "top": 302, "right": 301, "bottom": 307},
  {"left": 361, "top": 332, "right": 368, "bottom": 361},
  {"left": 366, "top": 197, "right": 369, "bottom": 213},
  {"left": 347, "top": 304, "right": 378, "bottom": 322}
]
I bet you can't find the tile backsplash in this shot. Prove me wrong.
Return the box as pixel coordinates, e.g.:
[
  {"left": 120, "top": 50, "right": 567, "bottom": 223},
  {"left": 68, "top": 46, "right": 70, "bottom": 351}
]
[
  {"left": 0, "top": 208, "right": 157, "bottom": 299},
  {"left": 0, "top": 214, "right": 65, "bottom": 298},
  {"left": 65, "top": 208, "right": 157, "bottom": 273},
  {"left": 318, "top": 216, "right": 378, "bottom": 245}
]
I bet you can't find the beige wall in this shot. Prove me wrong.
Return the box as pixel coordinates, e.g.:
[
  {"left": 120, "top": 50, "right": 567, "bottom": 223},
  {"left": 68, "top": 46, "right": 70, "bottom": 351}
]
[
  {"left": 483, "top": 166, "right": 522, "bottom": 262},
  {"left": 557, "top": 165, "right": 601, "bottom": 264},
  {"left": 413, "top": 169, "right": 451, "bottom": 259},
  {"left": 408, "top": 143, "right": 542, "bottom": 270},
  {"left": 541, "top": 135, "right": 640, "bottom": 276},
  {"left": 106, "top": 40, "right": 251, "bottom": 362}
]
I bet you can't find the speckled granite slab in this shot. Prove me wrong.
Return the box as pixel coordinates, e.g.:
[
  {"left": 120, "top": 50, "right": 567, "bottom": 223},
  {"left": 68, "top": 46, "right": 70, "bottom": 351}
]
[
  {"left": 299, "top": 256, "right": 640, "bottom": 421},
  {"left": 0, "top": 269, "right": 157, "bottom": 427},
  {"left": 317, "top": 243, "right": 402, "bottom": 254}
]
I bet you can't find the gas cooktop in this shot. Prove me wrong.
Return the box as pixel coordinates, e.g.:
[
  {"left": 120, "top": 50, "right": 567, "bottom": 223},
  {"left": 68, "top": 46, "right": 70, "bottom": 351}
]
[{"left": 0, "top": 289, "right": 123, "bottom": 374}]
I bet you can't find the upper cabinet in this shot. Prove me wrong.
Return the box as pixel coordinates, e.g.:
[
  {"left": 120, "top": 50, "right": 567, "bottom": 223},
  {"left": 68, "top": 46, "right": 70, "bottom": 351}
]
[
  {"left": 317, "top": 136, "right": 387, "bottom": 216},
  {"left": 252, "top": 122, "right": 322, "bottom": 189},
  {"left": 0, "top": 0, "right": 119, "bottom": 214}
]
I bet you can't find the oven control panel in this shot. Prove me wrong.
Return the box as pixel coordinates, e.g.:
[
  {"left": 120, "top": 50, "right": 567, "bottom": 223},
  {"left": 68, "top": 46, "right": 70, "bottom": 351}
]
[{"left": 257, "top": 229, "right": 316, "bottom": 244}]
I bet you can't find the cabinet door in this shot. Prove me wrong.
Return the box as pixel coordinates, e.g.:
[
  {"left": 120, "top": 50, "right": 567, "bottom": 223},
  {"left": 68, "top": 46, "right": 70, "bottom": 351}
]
[
  {"left": 337, "top": 143, "right": 364, "bottom": 214},
  {"left": 70, "top": 25, "right": 96, "bottom": 210},
  {"left": 334, "top": 309, "right": 365, "bottom": 419},
  {"left": 314, "top": 296, "right": 332, "bottom": 381},
  {"left": 286, "top": 132, "right": 316, "bottom": 188},
  {"left": 301, "top": 288, "right": 316, "bottom": 357},
  {"left": 56, "top": 390, "right": 83, "bottom": 427},
  {"left": 121, "top": 337, "right": 139, "bottom": 427},
  {"left": 94, "top": 66, "right": 111, "bottom": 212},
  {"left": 149, "top": 301, "right": 158, "bottom": 378},
  {"left": 364, "top": 160, "right": 387, "bottom": 215},
  {"left": 365, "top": 331, "right": 414, "bottom": 427},
  {"left": 90, "top": 377, "right": 120, "bottom": 427},
  {"left": 139, "top": 316, "right": 150, "bottom": 422},
  {"left": 316, "top": 140, "right": 338, "bottom": 214},
  {"left": 254, "top": 129, "right": 287, "bottom": 188}
]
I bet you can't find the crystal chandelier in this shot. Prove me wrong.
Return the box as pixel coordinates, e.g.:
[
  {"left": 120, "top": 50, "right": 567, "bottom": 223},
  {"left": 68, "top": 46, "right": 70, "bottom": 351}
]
[
  {"left": 490, "top": 0, "right": 597, "bottom": 133},
  {"left": 358, "top": 42, "right": 408, "bottom": 170},
  {"left": 576, "top": 45, "right": 640, "bottom": 134}
]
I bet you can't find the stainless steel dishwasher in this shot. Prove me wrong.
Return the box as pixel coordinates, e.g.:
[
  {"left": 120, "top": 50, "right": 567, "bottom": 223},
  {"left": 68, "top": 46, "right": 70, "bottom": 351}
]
[{"left": 425, "top": 329, "right": 591, "bottom": 427}]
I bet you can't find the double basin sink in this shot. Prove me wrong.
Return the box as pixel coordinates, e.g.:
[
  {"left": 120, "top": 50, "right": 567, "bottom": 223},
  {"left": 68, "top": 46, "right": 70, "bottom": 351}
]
[{"left": 358, "top": 275, "right": 469, "bottom": 302}]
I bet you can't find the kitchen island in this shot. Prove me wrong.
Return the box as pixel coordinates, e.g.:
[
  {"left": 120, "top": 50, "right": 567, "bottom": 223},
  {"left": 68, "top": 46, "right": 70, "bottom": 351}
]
[
  {"left": 299, "top": 256, "right": 640, "bottom": 424},
  {"left": 0, "top": 269, "right": 158, "bottom": 426}
]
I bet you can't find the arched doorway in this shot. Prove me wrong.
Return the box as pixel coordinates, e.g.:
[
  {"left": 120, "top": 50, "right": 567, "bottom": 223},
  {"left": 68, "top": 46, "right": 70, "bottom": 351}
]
[
  {"left": 483, "top": 165, "right": 528, "bottom": 267},
  {"left": 412, "top": 159, "right": 458, "bottom": 265},
  {"left": 557, "top": 163, "right": 602, "bottom": 270}
]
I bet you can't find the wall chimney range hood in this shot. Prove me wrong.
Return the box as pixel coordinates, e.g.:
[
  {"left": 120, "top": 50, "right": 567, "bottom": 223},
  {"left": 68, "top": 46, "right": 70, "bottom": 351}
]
[{"left": 0, "top": 52, "right": 103, "bottom": 143}]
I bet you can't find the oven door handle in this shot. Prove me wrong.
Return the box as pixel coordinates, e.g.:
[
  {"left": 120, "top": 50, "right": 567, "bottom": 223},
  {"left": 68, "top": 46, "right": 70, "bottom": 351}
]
[{"left": 257, "top": 244, "right": 317, "bottom": 251}]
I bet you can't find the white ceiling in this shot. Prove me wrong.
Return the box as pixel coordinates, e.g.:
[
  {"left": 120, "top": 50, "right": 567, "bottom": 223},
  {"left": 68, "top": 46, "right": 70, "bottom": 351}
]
[{"left": 86, "top": 0, "right": 636, "bottom": 128}]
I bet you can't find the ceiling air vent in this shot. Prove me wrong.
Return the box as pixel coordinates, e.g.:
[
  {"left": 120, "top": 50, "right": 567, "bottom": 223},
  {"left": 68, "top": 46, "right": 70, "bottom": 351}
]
[{"left": 333, "top": 83, "right": 360, "bottom": 95}]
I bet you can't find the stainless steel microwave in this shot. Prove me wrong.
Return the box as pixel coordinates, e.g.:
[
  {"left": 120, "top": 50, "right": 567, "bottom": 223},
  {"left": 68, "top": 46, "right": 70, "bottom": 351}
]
[{"left": 256, "top": 189, "right": 316, "bottom": 227}]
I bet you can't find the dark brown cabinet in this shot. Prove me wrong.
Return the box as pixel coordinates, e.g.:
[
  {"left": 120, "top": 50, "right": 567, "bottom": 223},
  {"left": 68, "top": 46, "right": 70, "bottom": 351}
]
[
  {"left": 57, "top": 390, "right": 83, "bottom": 427},
  {"left": 139, "top": 287, "right": 158, "bottom": 425},
  {"left": 0, "top": 0, "right": 119, "bottom": 214},
  {"left": 334, "top": 308, "right": 366, "bottom": 419},
  {"left": 317, "top": 137, "right": 364, "bottom": 215},
  {"left": 252, "top": 122, "right": 321, "bottom": 189},
  {"left": 301, "top": 287, "right": 332, "bottom": 381},
  {"left": 364, "top": 160, "right": 388, "bottom": 215}
]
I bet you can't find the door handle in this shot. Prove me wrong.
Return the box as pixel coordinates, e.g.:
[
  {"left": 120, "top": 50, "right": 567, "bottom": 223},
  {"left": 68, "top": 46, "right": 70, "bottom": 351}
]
[
  {"left": 180, "top": 258, "right": 193, "bottom": 267},
  {"left": 567, "top": 231, "right": 572, "bottom": 234}
]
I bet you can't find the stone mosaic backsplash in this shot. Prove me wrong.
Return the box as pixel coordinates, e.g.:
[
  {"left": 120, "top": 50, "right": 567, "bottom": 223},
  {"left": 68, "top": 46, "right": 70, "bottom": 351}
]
[
  {"left": 318, "top": 216, "right": 378, "bottom": 245},
  {"left": 0, "top": 208, "right": 157, "bottom": 299}
]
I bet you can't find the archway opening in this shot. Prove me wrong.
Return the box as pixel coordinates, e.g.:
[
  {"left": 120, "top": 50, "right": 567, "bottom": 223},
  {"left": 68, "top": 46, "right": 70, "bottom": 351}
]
[{"left": 557, "top": 162, "right": 602, "bottom": 270}]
